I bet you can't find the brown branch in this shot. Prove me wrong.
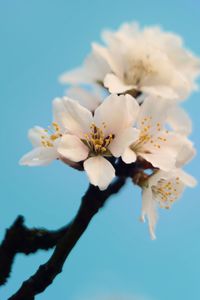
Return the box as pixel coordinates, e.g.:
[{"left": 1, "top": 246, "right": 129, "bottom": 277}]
[
  {"left": 8, "top": 177, "right": 126, "bottom": 300},
  {"left": 0, "top": 159, "right": 148, "bottom": 290},
  {"left": 0, "top": 217, "right": 70, "bottom": 286},
  {"left": 0, "top": 159, "right": 147, "bottom": 288}
]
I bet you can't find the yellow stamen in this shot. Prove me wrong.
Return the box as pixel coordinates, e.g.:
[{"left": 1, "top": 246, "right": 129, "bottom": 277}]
[
  {"left": 152, "top": 178, "right": 181, "bottom": 209},
  {"left": 82, "top": 123, "right": 114, "bottom": 156},
  {"left": 40, "top": 122, "right": 62, "bottom": 148}
]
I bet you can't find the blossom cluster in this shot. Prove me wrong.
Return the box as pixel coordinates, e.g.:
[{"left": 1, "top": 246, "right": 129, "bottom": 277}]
[{"left": 20, "top": 23, "right": 200, "bottom": 239}]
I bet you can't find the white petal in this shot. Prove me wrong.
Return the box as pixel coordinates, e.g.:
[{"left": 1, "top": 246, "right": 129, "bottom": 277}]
[
  {"left": 102, "top": 22, "right": 140, "bottom": 43},
  {"left": 109, "top": 127, "right": 139, "bottom": 157},
  {"left": 122, "top": 147, "right": 137, "bottom": 164},
  {"left": 83, "top": 156, "right": 115, "bottom": 190},
  {"left": 140, "top": 151, "right": 176, "bottom": 171},
  {"left": 137, "top": 96, "right": 170, "bottom": 130},
  {"left": 176, "top": 138, "right": 196, "bottom": 167},
  {"left": 59, "top": 49, "right": 110, "bottom": 84},
  {"left": 174, "top": 169, "right": 197, "bottom": 188},
  {"left": 59, "top": 50, "right": 110, "bottom": 84},
  {"left": 138, "top": 113, "right": 191, "bottom": 172},
  {"left": 53, "top": 97, "right": 68, "bottom": 128},
  {"left": 141, "top": 85, "right": 178, "bottom": 99},
  {"left": 92, "top": 43, "right": 123, "bottom": 76},
  {"left": 141, "top": 188, "right": 157, "bottom": 240},
  {"left": 104, "top": 73, "right": 135, "bottom": 94},
  {"left": 19, "top": 147, "right": 57, "bottom": 166},
  {"left": 53, "top": 97, "right": 93, "bottom": 137},
  {"left": 159, "top": 132, "right": 195, "bottom": 167},
  {"left": 94, "top": 94, "right": 139, "bottom": 135},
  {"left": 28, "top": 126, "right": 46, "bottom": 147},
  {"left": 52, "top": 97, "right": 68, "bottom": 131},
  {"left": 66, "top": 86, "right": 101, "bottom": 112},
  {"left": 167, "top": 105, "right": 192, "bottom": 135},
  {"left": 58, "top": 134, "right": 89, "bottom": 162},
  {"left": 83, "top": 49, "right": 112, "bottom": 81},
  {"left": 59, "top": 67, "right": 92, "bottom": 84}
]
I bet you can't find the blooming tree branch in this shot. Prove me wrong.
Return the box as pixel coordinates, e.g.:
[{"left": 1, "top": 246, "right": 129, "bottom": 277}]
[{"left": 0, "top": 21, "right": 199, "bottom": 299}]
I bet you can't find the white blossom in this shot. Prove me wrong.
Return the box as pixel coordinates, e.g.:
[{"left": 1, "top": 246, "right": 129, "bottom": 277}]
[
  {"left": 141, "top": 168, "right": 197, "bottom": 239},
  {"left": 60, "top": 22, "right": 200, "bottom": 100},
  {"left": 114, "top": 23, "right": 200, "bottom": 93},
  {"left": 54, "top": 94, "right": 140, "bottom": 190},
  {"left": 19, "top": 123, "right": 63, "bottom": 166},
  {"left": 120, "top": 96, "right": 194, "bottom": 171},
  {"left": 19, "top": 98, "right": 71, "bottom": 166}
]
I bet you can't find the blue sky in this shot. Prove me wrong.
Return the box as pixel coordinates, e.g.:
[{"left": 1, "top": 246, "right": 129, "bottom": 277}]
[{"left": 0, "top": 0, "right": 200, "bottom": 299}]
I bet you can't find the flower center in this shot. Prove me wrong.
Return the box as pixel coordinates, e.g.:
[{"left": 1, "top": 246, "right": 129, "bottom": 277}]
[
  {"left": 82, "top": 123, "right": 115, "bottom": 156},
  {"left": 124, "top": 58, "right": 155, "bottom": 86},
  {"left": 131, "top": 117, "right": 168, "bottom": 153},
  {"left": 152, "top": 177, "right": 180, "bottom": 209},
  {"left": 41, "top": 122, "right": 62, "bottom": 148}
]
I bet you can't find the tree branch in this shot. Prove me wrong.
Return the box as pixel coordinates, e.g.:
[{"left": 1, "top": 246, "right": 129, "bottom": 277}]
[
  {"left": 0, "top": 217, "right": 70, "bottom": 286},
  {"left": 0, "top": 159, "right": 148, "bottom": 288},
  {"left": 0, "top": 159, "right": 150, "bottom": 290},
  {"left": 7, "top": 177, "right": 126, "bottom": 300}
]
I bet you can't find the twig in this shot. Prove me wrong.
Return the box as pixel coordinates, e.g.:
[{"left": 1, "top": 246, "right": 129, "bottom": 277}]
[
  {"left": 8, "top": 177, "right": 126, "bottom": 300},
  {"left": 0, "top": 217, "right": 70, "bottom": 285}
]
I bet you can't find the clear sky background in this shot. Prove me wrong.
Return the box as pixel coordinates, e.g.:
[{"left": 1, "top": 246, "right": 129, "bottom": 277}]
[{"left": 0, "top": 0, "right": 200, "bottom": 299}]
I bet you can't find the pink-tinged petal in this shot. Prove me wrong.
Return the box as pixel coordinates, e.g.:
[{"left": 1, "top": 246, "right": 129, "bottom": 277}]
[
  {"left": 19, "top": 147, "right": 57, "bottom": 166},
  {"left": 58, "top": 134, "right": 89, "bottom": 162},
  {"left": 53, "top": 98, "right": 93, "bottom": 137},
  {"left": 83, "top": 156, "right": 115, "bottom": 190},
  {"left": 94, "top": 94, "right": 139, "bottom": 135},
  {"left": 104, "top": 73, "right": 135, "bottom": 94},
  {"left": 122, "top": 147, "right": 137, "bottom": 164},
  {"left": 109, "top": 127, "right": 139, "bottom": 157}
]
